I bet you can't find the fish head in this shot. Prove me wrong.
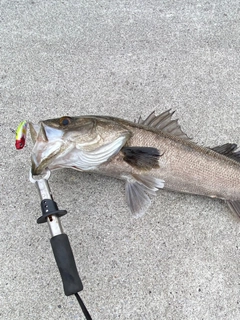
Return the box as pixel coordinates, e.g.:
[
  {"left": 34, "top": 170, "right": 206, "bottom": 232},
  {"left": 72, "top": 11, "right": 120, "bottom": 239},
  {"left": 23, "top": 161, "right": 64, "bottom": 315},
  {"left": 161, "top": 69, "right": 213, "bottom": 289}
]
[{"left": 29, "top": 116, "right": 131, "bottom": 175}]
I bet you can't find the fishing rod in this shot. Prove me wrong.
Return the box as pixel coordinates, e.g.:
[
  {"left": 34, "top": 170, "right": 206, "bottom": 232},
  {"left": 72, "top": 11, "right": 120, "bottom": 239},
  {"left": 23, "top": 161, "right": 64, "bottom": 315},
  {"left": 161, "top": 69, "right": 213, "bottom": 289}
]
[
  {"left": 14, "top": 121, "right": 92, "bottom": 318},
  {"left": 29, "top": 169, "right": 93, "bottom": 320}
]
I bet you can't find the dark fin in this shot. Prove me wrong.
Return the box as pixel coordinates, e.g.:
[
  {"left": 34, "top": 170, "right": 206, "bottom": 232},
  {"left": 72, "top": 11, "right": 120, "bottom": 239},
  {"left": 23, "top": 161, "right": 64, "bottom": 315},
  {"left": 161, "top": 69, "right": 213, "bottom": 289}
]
[
  {"left": 226, "top": 200, "right": 240, "bottom": 219},
  {"left": 122, "top": 146, "right": 161, "bottom": 169},
  {"left": 211, "top": 143, "right": 240, "bottom": 163},
  {"left": 137, "top": 110, "right": 190, "bottom": 140},
  {"left": 125, "top": 174, "right": 165, "bottom": 217}
]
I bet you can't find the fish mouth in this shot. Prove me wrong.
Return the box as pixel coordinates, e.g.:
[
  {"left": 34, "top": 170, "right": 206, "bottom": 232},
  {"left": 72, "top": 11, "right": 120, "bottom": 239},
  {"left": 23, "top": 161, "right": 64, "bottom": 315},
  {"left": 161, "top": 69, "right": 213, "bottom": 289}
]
[
  {"left": 29, "top": 121, "right": 64, "bottom": 175},
  {"left": 31, "top": 146, "right": 62, "bottom": 175}
]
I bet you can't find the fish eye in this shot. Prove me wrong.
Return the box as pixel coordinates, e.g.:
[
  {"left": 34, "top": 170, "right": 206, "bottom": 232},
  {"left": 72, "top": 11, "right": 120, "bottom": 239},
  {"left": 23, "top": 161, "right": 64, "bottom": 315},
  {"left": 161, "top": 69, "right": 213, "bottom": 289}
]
[{"left": 59, "top": 117, "right": 71, "bottom": 126}]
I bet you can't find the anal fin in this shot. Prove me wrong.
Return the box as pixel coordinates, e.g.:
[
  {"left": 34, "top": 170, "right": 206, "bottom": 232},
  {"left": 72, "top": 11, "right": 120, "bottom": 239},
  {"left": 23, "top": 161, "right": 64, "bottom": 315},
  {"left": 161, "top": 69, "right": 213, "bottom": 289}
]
[{"left": 226, "top": 200, "right": 240, "bottom": 219}]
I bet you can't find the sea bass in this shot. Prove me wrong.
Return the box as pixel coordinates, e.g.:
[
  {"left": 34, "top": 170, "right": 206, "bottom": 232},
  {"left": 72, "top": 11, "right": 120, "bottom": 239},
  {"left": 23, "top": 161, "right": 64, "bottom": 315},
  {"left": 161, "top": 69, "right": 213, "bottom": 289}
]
[{"left": 29, "top": 110, "right": 240, "bottom": 218}]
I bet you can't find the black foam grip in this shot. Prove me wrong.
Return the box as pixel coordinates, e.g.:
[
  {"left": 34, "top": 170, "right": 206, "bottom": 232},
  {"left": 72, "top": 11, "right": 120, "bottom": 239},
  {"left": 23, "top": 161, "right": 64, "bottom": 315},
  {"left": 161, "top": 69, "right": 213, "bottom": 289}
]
[{"left": 50, "top": 234, "right": 83, "bottom": 296}]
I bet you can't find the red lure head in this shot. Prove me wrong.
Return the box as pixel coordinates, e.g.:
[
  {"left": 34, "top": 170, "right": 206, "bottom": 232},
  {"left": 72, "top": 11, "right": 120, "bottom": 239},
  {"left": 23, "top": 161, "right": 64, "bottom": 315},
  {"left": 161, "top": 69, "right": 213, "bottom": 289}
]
[
  {"left": 15, "top": 136, "right": 26, "bottom": 150},
  {"left": 15, "top": 120, "right": 27, "bottom": 150}
]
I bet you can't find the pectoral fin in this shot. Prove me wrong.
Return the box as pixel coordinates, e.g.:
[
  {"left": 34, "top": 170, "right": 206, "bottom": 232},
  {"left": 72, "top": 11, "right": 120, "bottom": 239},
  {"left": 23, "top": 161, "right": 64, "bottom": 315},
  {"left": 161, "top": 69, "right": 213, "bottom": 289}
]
[
  {"left": 125, "top": 174, "right": 165, "bottom": 217},
  {"left": 122, "top": 146, "right": 161, "bottom": 169}
]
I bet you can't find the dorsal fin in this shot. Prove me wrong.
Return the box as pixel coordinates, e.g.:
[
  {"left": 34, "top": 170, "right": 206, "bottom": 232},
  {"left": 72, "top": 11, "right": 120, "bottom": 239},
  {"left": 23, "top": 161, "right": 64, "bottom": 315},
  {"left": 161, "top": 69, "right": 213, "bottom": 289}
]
[
  {"left": 136, "top": 110, "right": 190, "bottom": 140},
  {"left": 211, "top": 143, "right": 240, "bottom": 162}
]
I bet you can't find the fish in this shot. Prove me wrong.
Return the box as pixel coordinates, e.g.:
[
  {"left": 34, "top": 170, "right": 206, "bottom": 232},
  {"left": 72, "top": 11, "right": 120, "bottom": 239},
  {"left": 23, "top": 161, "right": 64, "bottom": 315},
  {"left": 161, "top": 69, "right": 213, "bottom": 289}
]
[{"left": 29, "top": 110, "right": 240, "bottom": 218}]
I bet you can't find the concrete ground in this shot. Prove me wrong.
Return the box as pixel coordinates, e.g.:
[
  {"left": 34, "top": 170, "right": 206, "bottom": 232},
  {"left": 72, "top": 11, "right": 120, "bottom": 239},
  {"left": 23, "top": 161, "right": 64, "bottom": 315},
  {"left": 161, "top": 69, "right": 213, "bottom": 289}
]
[{"left": 1, "top": 1, "right": 240, "bottom": 319}]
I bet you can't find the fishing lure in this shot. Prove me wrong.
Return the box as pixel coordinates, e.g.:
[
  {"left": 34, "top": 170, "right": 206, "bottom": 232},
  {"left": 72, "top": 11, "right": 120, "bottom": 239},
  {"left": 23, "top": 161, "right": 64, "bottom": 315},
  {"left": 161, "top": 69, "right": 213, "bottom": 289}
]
[{"left": 15, "top": 120, "right": 28, "bottom": 150}]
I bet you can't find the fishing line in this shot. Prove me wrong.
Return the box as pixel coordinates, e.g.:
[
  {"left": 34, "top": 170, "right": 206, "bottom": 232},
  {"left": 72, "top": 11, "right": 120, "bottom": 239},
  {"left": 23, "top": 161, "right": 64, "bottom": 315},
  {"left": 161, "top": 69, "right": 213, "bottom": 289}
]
[{"left": 75, "top": 293, "right": 93, "bottom": 320}]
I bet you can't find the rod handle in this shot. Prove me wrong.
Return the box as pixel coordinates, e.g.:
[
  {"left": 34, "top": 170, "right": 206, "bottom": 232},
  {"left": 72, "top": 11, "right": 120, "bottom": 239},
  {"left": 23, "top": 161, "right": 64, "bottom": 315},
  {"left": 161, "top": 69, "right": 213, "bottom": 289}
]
[{"left": 50, "top": 234, "right": 83, "bottom": 296}]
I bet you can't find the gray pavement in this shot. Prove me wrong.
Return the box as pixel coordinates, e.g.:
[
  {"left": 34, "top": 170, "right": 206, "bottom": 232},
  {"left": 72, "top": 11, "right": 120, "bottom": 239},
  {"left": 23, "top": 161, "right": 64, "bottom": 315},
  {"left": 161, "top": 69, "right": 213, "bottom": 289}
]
[{"left": 1, "top": 1, "right": 240, "bottom": 319}]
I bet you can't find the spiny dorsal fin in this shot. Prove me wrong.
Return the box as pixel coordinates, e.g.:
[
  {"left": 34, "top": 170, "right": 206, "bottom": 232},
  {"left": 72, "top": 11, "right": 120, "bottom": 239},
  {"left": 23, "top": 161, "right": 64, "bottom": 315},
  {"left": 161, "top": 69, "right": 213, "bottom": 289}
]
[
  {"left": 211, "top": 143, "right": 240, "bottom": 163},
  {"left": 137, "top": 110, "right": 190, "bottom": 140},
  {"left": 122, "top": 146, "right": 161, "bottom": 170}
]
